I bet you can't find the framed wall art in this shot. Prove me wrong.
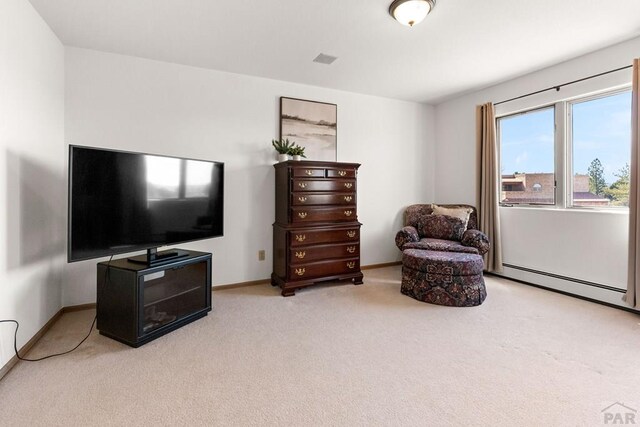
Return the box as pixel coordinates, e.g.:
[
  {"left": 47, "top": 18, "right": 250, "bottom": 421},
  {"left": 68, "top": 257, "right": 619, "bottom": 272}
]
[{"left": 280, "top": 97, "right": 337, "bottom": 161}]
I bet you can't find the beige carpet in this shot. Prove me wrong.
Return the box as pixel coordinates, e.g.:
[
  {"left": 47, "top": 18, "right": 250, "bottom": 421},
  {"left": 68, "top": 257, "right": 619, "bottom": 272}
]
[{"left": 1, "top": 266, "right": 640, "bottom": 426}]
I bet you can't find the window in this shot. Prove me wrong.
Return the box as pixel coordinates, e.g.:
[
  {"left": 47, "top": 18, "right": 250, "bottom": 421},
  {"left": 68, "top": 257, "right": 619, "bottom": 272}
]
[
  {"left": 498, "top": 106, "right": 555, "bottom": 205},
  {"left": 570, "top": 91, "right": 632, "bottom": 207},
  {"left": 497, "top": 88, "right": 631, "bottom": 209}
]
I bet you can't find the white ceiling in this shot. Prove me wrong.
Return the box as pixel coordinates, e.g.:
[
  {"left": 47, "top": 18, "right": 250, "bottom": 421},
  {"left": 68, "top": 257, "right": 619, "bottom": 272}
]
[{"left": 29, "top": 0, "right": 640, "bottom": 104}]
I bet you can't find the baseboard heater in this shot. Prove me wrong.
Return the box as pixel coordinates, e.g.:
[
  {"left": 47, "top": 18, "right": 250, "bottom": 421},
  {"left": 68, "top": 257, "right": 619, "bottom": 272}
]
[
  {"left": 502, "top": 263, "right": 625, "bottom": 294},
  {"left": 495, "top": 263, "right": 638, "bottom": 314}
]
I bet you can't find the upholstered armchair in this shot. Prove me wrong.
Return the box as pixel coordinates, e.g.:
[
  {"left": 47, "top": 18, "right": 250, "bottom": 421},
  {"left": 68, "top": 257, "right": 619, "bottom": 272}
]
[{"left": 395, "top": 204, "right": 490, "bottom": 256}]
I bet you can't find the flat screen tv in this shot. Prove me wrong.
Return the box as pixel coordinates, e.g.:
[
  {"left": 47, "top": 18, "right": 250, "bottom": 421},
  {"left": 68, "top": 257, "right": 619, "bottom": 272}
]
[{"left": 68, "top": 145, "right": 224, "bottom": 264}]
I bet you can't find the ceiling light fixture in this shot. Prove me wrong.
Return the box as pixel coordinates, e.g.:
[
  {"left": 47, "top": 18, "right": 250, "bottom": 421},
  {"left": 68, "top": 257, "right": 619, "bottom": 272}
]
[{"left": 389, "top": 0, "right": 435, "bottom": 27}]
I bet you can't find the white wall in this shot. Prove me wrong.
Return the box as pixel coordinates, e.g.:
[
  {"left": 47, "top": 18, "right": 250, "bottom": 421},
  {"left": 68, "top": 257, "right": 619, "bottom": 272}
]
[
  {"left": 435, "top": 36, "right": 640, "bottom": 306},
  {"left": 63, "top": 48, "right": 435, "bottom": 306},
  {"left": 0, "top": 0, "right": 65, "bottom": 368}
]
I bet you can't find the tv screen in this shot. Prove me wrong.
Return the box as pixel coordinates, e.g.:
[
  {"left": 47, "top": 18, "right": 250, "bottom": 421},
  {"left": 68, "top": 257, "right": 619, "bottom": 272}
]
[{"left": 68, "top": 145, "right": 224, "bottom": 262}]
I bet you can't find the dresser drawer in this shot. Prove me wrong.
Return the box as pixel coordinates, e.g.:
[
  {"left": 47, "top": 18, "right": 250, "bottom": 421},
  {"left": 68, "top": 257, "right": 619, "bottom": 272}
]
[
  {"left": 292, "top": 179, "right": 356, "bottom": 192},
  {"left": 326, "top": 168, "right": 356, "bottom": 179},
  {"left": 292, "top": 167, "right": 325, "bottom": 178},
  {"left": 290, "top": 243, "right": 359, "bottom": 264},
  {"left": 290, "top": 227, "right": 359, "bottom": 247},
  {"left": 288, "top": 258, "right": 360, "bottom": 280},
  {"left": 292, "top": 206, "right": 356, "bottom": 223},
  {"left": 291, "top": 192, "right": 355, "bottom": 206}
]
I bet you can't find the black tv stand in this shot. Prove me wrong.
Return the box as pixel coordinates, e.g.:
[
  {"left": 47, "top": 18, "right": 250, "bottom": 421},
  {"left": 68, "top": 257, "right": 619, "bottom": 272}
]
[
  {"left": 97, "top": 250, "right": 212, "bottom": 347},
  {"left": 128, "top": 248, "right": 190, "bottom": 267}
]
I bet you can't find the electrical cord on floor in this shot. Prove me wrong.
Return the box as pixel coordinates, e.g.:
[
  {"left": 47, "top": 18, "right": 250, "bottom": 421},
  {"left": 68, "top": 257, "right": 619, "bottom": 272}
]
[
  {"left": 0, "top": 255, "right": 113, "bottom": 362},
  {"left": 0, "top": 317, "right": 97, "bottom": 362}
]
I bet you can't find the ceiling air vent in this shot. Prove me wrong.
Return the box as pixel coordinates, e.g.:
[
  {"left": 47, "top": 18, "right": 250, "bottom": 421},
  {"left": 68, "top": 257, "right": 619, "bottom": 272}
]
[{"left": 313, "top": 53, "right": 338, "bottom": 65}]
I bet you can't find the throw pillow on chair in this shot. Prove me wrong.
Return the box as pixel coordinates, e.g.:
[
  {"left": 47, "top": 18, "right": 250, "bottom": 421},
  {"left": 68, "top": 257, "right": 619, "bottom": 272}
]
[{"left": 418, "top": 214, "right": 467, "bottom": 241}]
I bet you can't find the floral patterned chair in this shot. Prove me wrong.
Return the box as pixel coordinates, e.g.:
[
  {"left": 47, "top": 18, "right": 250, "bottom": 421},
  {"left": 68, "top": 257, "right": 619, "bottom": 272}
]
[
  {"left": 395, "top": 204, "right": 489, "bottom": 307},
  {"left": 395, "top": 204, "right": 489, "bottom": 256}
]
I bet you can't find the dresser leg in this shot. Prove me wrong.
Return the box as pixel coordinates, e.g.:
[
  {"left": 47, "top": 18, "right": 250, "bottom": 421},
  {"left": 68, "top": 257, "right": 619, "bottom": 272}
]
[
  {"left": 281, "top": 288, "right": 296, "bottom": 297},
  {"left": 353, "top": 274, "right": 364, "bottom": 285}
]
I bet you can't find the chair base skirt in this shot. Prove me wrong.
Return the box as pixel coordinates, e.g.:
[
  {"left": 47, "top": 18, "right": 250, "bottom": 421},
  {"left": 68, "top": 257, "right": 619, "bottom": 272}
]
[{"left": 401, "top": 266, "right": 486, "bottom": 307}]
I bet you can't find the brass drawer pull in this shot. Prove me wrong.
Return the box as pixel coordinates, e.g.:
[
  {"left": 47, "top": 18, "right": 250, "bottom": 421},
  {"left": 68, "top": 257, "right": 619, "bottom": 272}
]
[
  {"left": 347, "top": 246, "right": 356, "bottom": 254},
  {"left": 344, "top": 183, "right": 353, "bottom": 189},
  {"left": 298, "top": 196, "right": 307, "bottom": 203},
  {"left": 347, "top": 231, "right": 356, "bottom": 238},
  {"left": 305, "top": 170, "right": 314, "bottom": 176},
  {"left": 344, "top": 210, "right": 353, "bottom": 217},
  {"left": 343, "top": 196, "right": 352, "bottom": 202},
  {"left": 295, "top": 251, "right": 306, "bottom": 259},
  {"left": 295, "top": 268, "right": 306, "bottom": 276},
  {"left": 298, "top": 212, "right": 308, "bottom": 219},
  {"left": 338, "top": 170, "right": 347, "bottom": 177},
  {"left": 298, "top": 182, "right": 307, "bottom": 189},
  {"left": 295, "top": 234, "right": 306, "bottom": 242},
  {"left": 347, "top": 262, "right": 355, "bottom": 269}
]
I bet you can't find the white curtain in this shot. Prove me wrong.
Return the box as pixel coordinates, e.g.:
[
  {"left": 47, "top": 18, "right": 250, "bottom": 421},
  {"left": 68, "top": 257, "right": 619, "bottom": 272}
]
[
  {"left": 625, "top": 59, "right": 640, "bottom": 308},
  {"left": 477, "top": 102, "right": 503, "bottom": 273}
]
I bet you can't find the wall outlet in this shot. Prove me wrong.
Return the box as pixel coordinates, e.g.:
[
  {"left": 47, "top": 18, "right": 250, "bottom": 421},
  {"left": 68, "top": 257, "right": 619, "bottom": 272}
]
[{"left": 258, "top": 250, "right": 266, "bottom": 261}]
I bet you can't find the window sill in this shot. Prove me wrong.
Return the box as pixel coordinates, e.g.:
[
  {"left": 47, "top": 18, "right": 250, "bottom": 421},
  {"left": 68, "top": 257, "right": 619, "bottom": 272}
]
[{"left": 499, "top": 204, "right": 629, "bottom": 214}]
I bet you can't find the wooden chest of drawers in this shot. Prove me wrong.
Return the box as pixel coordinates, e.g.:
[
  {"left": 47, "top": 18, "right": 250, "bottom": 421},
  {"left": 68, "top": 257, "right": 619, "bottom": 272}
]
[{"left": 272, "top": 160, "right": 363, "bottom": 296}]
